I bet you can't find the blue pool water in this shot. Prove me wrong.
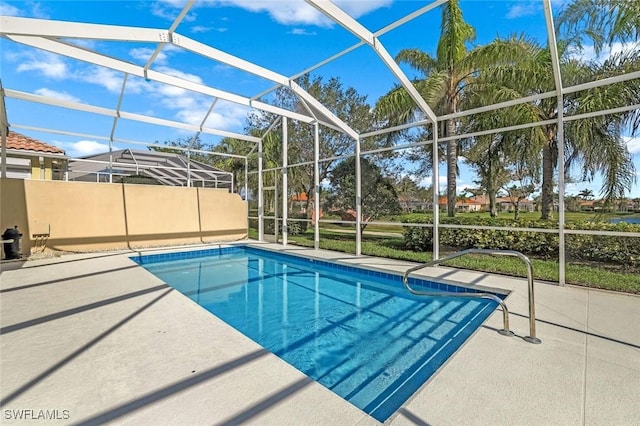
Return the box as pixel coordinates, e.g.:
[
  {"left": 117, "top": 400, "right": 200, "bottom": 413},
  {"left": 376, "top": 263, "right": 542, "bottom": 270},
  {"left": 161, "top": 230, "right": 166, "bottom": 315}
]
[{"left": 133, "top": 246, "right": 499, "bottom": 422}]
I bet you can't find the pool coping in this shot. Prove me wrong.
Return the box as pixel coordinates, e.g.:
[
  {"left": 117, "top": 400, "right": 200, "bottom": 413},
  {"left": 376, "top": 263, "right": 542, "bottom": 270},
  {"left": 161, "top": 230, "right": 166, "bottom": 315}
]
[
  {"left": 1, "top": 240, "right": 638, "bottom": 425},
  {"left": 130, "top": 242, "right": 511, "bottom": 298}
]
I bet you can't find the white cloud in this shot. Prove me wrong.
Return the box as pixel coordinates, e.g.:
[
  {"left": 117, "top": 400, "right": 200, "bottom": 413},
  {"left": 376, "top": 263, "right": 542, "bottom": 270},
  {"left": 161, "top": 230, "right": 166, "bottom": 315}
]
[
  {"left": 16, "top": 51, "right": 68, "bottom": 79},
  {"left": 289, "top": 28, "right": 317, "bottom": 36},
  {"left": 0, "top": 1, "right": 48, "bottom": 18},
  {"left": 191, "top": 25, "right": 212, "bottom": 33},
  {"left": 567, "top": 41, "right": 640, "bottom": 64},
  {"left": 129, "top": 47, "right": 168, "bottom": 65},
  {"left": 151, "top": 1, "right": 197, "bottom": 22},
  {"left": 158, "top": 0, "right": 188, "bottom": 7},
  {"left": 129, "top": 44, "right": 182, "bottom": 65},
  {"left": 34, "top": 88, "right": 81, "bottom": 103},
  {"left": 10, "top": 37, "right": 248, "bottom": 133},
  {"left": 191, "top": 25, "right": 228, "bottom": 33},
  {"left": 625, "top": 136, "right": 640, "bottom": 155},
  {"left": 506, "top": 2, "right": 539, "bottom": 19},
  {"left": 203, "top": 101, "right": 250, "bottom": 130},
  {"left": 28, "top": 2, "right": 50, "bottom": 19},
  {"left": 0, "top": 3, "right": 21, "bottom": 16},
  {"left": 79, "top": 67, "right": 146, "bottom": 94},
  {"left": 417, "top": 175, "right": 449, "bottom": 188},
  {"left": 156, "top": 66, "right": 204, "bottom": 84},
  {"left": 211, "top": 0, "right": 392, "bottom": 27},
  {"left": 56, "top": 140, "right": 114, "bottom": 157}
]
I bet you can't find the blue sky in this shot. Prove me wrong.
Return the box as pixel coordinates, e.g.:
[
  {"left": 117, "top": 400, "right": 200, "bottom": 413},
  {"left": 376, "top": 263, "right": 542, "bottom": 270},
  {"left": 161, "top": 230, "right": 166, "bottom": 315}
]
[{"left": 1, "top": 0, "right": 638, "bottom": 198}]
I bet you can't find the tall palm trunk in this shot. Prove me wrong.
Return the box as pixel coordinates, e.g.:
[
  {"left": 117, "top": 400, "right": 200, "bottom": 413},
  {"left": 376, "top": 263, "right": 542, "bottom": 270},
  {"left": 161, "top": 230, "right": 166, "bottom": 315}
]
[
  {"left": 541, "top": 140, "right": 555, "bottom": 220},
  {"left": 446, "top": 142, "right": 457, "bottom": 217},
  {"left": 446, "top": 94, "right": 458, "bottom": 217}
]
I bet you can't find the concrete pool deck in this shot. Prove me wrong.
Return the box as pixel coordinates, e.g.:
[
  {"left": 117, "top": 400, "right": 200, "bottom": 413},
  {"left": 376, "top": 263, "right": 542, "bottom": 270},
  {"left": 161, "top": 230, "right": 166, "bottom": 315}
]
[{"left": 1, "top": 241, "right": 638, "bottom": 425}]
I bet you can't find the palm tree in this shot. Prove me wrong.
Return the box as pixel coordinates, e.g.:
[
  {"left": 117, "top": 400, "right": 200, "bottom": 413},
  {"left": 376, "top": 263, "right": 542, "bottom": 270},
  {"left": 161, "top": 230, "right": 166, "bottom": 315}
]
[
  {"left": 375, "top": 2, "right": 537, "bottom": 217},
  {"left": 558, "top": 0, "right": 640, "bottom": 54},
  {"left": 470, "top": 35, "right": 638, "bottom": 219},
  {"left": 578, "top": 188, "right": 594, "bottom": 200},
  {"left": 375, "top": 0, "right": 475, "bottom": 217},
  {"left": 213, "top": 137, "right": 254, "bottom": 194}
]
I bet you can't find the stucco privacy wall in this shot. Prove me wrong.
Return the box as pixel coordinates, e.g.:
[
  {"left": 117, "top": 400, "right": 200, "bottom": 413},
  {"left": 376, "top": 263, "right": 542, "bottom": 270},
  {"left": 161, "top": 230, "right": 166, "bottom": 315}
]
[{"left": 0, "top": 178, "right": 247, "bottom": 254}]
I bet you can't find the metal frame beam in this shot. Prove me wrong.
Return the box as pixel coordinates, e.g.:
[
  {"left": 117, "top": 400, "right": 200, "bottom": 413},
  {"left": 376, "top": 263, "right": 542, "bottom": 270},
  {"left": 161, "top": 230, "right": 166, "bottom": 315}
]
[
  {"left": 281, "top": 117, "right": 288, "bottom": 245},
  {"left": 0, "top": 80, "right": 8, "bottom": 179},
  {"left": 289, "top": 81, "right": 358, "bottom": 139},
  {"left": 0, "top": 16, "right": 169, "bottom": 42},
  {"left": 305, "top": 0, "right": 438, "bottom": 124},
  {"left": 3, "top": 35, "right": 316, "bottom": 126},
  {"left": 5, "top": 88, "right": 260, "bottom": 143},
  {"left": 254, "top": 0, "right": 445, "bottom": 101},
  {"left": 543, "top": 0, "right": 566, "bottom": 286},
  {"left": 143, "top": 1, "right": 194, "bottom": 79}
]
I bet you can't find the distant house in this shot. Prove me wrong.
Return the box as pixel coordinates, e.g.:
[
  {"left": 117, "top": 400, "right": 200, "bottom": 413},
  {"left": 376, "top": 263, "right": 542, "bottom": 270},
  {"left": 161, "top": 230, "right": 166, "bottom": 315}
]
[
  {"left": 2, "top": 131, "right": 67, "bottom": 180},
  {"left": 436, "top": 196, "right": 482, "bottom": 213},
  {"left": 495, "top": 197, "right": 535, "bottom": 213},
  {"left": 399, "top": 198, "right": 431, "bottom": 212},
  {"left": 433, "top": 194, "right": 534, "bottom": 213},
  {"left": 290, "top": 192, "right": 309, "bottom": 213},
  {"left": 289, "top": 192, "right": 323, "bottom": 220},
  {"left": 578, "top": 200, "right": 596, "bottom": 211}
]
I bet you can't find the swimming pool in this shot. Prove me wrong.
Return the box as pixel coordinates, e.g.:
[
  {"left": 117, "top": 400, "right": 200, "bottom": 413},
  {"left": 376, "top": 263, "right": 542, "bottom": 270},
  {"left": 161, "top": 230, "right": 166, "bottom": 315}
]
[{"left": 133, "top": 246, "right": 502, "bottom": 422}]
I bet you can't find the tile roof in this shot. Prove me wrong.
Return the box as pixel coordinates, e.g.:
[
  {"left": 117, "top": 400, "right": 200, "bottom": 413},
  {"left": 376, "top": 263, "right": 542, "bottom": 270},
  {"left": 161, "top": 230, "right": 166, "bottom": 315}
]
[{"left": 5, "top": 131, "right": 65, "bottom": 154}]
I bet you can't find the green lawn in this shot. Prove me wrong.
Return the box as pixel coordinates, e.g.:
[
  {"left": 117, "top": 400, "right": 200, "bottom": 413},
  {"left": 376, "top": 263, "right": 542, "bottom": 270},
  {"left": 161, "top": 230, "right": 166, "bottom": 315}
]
[{"left": 249, "top": 228, "right": 640, "bottom": 294}]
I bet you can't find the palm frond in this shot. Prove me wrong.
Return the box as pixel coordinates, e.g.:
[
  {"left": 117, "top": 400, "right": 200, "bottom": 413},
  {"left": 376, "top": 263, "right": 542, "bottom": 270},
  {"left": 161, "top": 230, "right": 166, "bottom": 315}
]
[
  {"left": 437, "top": 0, "right": 475, "bottom": 70},
  {"left": 395, "top": 48, "right": 437, "bottom": 77},
  {"left": 557, "top": 0, "right": 640, "bottom": 53}
]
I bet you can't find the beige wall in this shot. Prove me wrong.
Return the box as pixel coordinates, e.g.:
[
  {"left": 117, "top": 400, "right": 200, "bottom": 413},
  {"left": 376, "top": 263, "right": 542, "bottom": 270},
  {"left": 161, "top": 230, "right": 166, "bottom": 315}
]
[{"left": 1, "top": 178, "right": 247, "bottom": 255}]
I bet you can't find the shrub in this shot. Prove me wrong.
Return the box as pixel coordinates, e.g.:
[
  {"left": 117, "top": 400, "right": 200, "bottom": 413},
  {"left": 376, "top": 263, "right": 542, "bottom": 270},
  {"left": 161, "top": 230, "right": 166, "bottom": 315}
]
[
  {"left": 288, "top": 213, "right": 309, "bottom": 235},
  {"left": 402, "top": 216, "right": 639, "bottom": 267},
  {"left": 565, "top": 221, "right": 640, "bottom": 267}
]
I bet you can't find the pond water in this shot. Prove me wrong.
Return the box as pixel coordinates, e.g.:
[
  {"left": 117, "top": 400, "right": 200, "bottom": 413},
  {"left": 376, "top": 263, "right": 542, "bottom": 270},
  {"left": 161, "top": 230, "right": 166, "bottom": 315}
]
[{"left": 607, "top": 217, "right": 640, "bottom": 224}]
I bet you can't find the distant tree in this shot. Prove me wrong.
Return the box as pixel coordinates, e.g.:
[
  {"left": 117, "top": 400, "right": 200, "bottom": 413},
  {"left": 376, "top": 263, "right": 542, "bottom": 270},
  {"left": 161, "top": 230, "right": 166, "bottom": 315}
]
[
  {"left": 247, "top": 74, "right": 383, "bottom": 216},
  {"left": 465, "top": 132, "right": 512, "bottom": 217},
  {"left": 501, "top": 159, "right": 539, "bottom": 220},
  {"left": 502, "top": 184, "right": 536, "bottom": 220},
  {"left": 149, "top": 136, "right": 213, "bottom": 164},
  {"left": 578, "top": 188, "right": 594, "bottom": 200},
  {"left": 117, "top": 174, "right": 161, "bottom": 186},
  {"left": 395, "top": 176, "right": 422, "bottom": 212},
  {"left": 325, "top": 157, "right": 401, "bottom": 230},
  {"left": 566, "top": 195, "right": 582, "bottom": 212},
  {"left": 415, "top": 185, "right": 434, "bottom": 211},
  {"left": 212, "top": 137, "right": 254, "bottom": 194}
]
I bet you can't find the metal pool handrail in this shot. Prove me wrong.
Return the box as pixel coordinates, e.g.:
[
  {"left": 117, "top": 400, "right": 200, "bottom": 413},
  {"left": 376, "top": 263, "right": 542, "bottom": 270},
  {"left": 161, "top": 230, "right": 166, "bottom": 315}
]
[{"left": 403, "top": 248, "right": 541, "bottom": 344}]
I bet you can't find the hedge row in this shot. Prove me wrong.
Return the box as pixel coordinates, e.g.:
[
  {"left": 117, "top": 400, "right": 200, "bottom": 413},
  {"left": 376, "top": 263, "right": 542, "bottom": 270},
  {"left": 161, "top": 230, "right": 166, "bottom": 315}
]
[{"left": 401, "top": 215, "right": 640, "bottom": 268}]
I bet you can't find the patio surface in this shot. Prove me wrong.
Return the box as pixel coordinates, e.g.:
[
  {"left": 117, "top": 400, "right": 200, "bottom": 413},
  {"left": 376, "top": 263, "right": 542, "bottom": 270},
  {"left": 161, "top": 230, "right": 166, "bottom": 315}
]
[{"left": 1, "top": 241, "right": 638, "bottom": 425}]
